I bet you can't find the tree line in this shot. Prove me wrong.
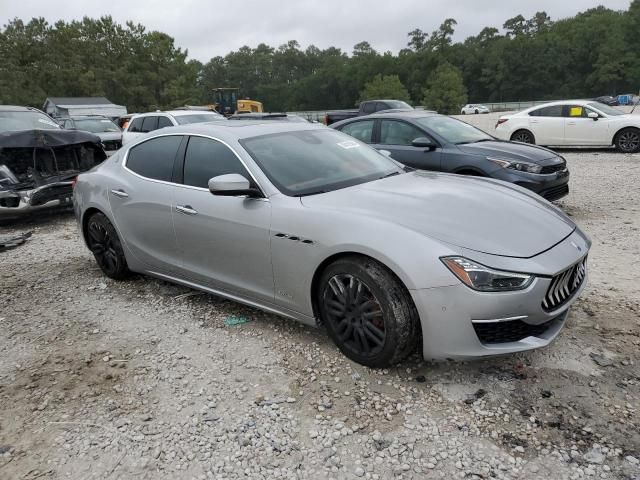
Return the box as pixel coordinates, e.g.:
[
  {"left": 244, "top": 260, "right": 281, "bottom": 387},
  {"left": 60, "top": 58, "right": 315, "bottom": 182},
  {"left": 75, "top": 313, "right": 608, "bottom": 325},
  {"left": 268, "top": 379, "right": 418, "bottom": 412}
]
[{"left": 1, "top": 2, "right": 638, "bottom": 114}]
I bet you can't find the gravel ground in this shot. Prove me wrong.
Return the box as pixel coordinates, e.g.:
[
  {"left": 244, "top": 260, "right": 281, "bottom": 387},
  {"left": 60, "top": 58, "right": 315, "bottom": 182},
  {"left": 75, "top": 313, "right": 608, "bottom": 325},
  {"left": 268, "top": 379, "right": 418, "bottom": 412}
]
[{"left": 1, "top": 150, "right": 639, "bottom": 480}]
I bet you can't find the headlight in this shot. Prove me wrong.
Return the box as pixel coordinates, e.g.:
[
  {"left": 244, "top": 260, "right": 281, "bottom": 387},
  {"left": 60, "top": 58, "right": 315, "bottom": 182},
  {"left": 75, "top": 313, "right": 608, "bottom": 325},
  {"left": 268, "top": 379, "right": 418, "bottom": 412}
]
[
  {"left": 441, "top": 256, "right": 533, "bottom": 292},
  {"left": 487, "top": 157, "right": 542, "bottom": 174}
]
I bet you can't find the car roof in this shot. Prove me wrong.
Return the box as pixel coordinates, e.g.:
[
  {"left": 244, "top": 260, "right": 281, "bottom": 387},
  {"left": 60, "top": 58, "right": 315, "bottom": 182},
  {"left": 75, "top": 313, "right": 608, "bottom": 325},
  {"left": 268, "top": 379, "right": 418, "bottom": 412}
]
[
  {"left": 130, "top": 110, "right": 223, "bottom": 119},
  {"left": 339, "top": 110, "right": 440, "bottom": 122},
  {"left": 143, "top": 120, "right": 326, "bottom": 141},
  {"left": 0, "top": 105, "right": 46, "bottom": 113},
  {"left": 522, "top": 100, "right": 594, "bottom": 112}
]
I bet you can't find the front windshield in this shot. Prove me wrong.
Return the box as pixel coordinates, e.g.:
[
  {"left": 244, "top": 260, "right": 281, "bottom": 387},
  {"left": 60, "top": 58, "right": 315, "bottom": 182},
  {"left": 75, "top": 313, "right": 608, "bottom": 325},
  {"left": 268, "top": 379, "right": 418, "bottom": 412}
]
[
  {"left": 74, "top": 118, "right": 120, "bottom": 133},
  {"left": 241, "top": 129, "right": 403, "bottom": 196},
  {"left": 0, "top": 111, "right": 61, "bottom": 131},
  {"left": 588, "top": 102, "right": 625, "bottom": 116},
  {"left": 386, "top": 101, "right": 412, "bottom": 109},
  {"left": 175, "top": 113, "right": 225, "bottom": 124},
  {"left": 415, "top": 116, "right": 493, "bottom": 144}
]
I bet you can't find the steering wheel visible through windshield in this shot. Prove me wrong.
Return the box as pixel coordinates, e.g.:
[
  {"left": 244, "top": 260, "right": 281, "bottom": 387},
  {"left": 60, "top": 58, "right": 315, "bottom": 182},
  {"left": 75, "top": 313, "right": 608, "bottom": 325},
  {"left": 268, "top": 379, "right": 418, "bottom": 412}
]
[
  {"left": 415, "top": 116, "right": 493, "bottom": 144},
  {"left": 240, "top": 129, "right": 403, "bottom": 196}
]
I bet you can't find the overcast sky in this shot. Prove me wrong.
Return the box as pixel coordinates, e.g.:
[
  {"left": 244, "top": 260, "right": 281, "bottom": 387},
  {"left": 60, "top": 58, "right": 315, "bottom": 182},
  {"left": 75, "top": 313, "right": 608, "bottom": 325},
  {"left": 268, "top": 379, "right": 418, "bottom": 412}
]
[{"left": 0, "top": 0, "right": 631, "bottom": 62}]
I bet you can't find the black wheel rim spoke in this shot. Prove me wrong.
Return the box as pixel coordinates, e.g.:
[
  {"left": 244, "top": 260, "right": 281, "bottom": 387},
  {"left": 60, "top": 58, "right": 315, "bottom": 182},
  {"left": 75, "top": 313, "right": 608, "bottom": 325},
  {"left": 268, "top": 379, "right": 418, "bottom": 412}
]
[
  {"left": 323, "top": 274, "right": 386, "bottom": 356},
  {"left": 88, "top": 221, "right": 118, "bottom": 272}
]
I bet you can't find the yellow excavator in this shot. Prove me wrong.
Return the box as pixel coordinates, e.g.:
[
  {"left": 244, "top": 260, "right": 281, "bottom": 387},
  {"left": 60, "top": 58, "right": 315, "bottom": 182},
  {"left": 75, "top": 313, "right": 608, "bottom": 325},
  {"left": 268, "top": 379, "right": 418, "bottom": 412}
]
[{"left": 213, "top": 88, "right": 263, "bottom": 116}]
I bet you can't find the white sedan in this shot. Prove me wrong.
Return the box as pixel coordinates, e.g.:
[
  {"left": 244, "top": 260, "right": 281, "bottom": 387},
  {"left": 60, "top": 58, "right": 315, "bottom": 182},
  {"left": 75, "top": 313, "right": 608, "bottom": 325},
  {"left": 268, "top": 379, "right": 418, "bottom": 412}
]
[
  {"left": 494, "top": 100, "right": 640, "bottom": 153},
  {"left": 122, "top": 110, "right": 226, "bottom": 145},
  {"left": 461, "top": 104, "right": 490, "bottom": 114}
]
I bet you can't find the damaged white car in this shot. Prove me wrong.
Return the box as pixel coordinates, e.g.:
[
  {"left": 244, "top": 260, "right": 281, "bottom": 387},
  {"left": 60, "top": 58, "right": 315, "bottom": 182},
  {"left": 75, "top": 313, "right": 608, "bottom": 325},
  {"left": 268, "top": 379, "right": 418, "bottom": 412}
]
[{"left": 0, "top": 106, "right": 106, "bottom": 220}]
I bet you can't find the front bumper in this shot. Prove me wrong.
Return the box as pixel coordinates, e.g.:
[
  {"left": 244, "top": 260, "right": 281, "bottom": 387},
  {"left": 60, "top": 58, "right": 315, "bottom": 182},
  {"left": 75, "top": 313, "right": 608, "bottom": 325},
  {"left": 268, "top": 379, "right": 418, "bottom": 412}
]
[
  {"left": 492, "top": 168, "right": 570, "bottom": 201},
  {"left": 411, "top": 238, "right": 588, "bottom": 360},
  {"left": 0, "top": 182, "right": 74, "bottom": 219}
]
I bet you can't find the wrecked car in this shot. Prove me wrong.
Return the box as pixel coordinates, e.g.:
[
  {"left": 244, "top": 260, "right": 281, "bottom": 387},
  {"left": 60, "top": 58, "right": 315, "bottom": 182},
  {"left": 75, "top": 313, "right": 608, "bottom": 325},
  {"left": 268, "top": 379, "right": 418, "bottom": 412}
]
[{"left": 0, "top": 106, "right": 106, "bottom": 219}]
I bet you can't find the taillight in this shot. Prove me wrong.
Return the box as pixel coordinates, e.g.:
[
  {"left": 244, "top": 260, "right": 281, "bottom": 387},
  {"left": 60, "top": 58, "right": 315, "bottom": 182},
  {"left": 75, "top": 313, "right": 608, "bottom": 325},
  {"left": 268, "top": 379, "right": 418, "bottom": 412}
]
[
  {"left": 71, "top": 176, "right": 78, "bottom": 189},
  {"left": 324, "top": 114, "right": 329, "bottom": 125},
  {"left": 495, "top": 118, "right": 508, "bottom": 128}
]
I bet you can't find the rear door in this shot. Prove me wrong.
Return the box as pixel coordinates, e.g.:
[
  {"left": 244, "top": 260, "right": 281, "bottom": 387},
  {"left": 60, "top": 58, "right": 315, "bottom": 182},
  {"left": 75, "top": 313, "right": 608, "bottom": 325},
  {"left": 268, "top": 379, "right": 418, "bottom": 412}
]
[
  {"left": 171, "top": 135, "right": 274, "bottom": 302},
  {"left": 372, "top": 119, "right": 441, "bottom": 170},
  {"left": 338, "top": 119, "right": 375, "bottom": 144},
  {"left": 110, "top": 135, "right": 184, "bottom": 272},
  {"left": 563, "top": 104, "right": 609, "bottom": 145},
  {"left": 527, "top": 105, "right": 565, "bottom": 145}
]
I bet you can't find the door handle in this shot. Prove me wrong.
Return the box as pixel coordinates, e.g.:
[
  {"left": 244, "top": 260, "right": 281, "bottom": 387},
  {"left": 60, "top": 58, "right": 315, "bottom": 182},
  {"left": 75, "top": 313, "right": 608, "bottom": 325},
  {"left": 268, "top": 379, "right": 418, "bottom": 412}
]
[
  {"left": 176, "top": 205, "right": 198, "bottom": 215},
  {"left": 530, "top": 120, "right": 539, "bottom": 124},
  {"left": 110, "top": 189, "right": 129, "bottom": 198},
  {"left": 567, "top": 122, "right": 576, "bottom": 125}
]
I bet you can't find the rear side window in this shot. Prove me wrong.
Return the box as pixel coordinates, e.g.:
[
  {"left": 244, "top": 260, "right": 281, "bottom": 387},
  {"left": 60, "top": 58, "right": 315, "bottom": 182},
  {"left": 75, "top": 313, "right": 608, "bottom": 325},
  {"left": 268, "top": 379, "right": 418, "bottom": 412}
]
[
  {"left": 183, "top": 136, "right": 249, "bottom": 189},
  {"left": 126, "top": 135, "right": 182, "bottom": 182},
  {"left": 128, "top": 117, "right": 144, "bottom": 132},
  {"left": 157, "top": 116, "right": 173, "bottom": 128},
  {"left": 340, "top": 120, "right": 374, "bottom": 143},
  {"left": 141, "top": 116, "right": 158, "bottom": 133},
  {"left": 529, "top": 105, "right": 563, "bottom": 117}
]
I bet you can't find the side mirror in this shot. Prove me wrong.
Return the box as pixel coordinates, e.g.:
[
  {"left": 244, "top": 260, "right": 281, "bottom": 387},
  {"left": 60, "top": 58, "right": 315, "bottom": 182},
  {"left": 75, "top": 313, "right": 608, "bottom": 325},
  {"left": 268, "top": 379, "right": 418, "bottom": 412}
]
[
  {"left": 208, "top": 173, "right": 263, "bottom": 198},
  {"left": 412, "top": 137, "right": 436, "bottom": 149},
  {"left": 379, "top": 149, "right": 392, "bottom": 157},
  {"left": 587, "top": 112, "right": 599, "bottom": 120}
]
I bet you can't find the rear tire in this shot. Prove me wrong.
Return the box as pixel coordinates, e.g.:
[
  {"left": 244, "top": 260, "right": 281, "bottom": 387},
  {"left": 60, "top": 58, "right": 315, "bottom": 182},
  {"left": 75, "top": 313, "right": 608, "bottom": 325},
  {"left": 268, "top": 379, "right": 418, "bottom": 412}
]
[
  {"left": 511, "top": 129, "right": 535, "bottom": 144},
  {"left": 86, "top": 212, "right": 131, "bottom": 280},
  {"left": 474, "top": 109, "right": 479, "bottom": 114},
  {"left": 317, "top": 256, "right": 420, "bottom": 368},
  {"left": 614, "top": 128, "right": 640, "bottom": 153}
]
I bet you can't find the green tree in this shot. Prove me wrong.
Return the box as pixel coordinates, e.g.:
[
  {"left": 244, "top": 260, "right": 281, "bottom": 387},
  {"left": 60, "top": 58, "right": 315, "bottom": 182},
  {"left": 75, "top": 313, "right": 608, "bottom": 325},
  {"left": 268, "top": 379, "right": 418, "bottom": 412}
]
[
  {"left": 358, "top": 74, "right": 410, "bottom": 102},
  {"left": 421, "top": 63, "right": 468, "bottom": 114}
]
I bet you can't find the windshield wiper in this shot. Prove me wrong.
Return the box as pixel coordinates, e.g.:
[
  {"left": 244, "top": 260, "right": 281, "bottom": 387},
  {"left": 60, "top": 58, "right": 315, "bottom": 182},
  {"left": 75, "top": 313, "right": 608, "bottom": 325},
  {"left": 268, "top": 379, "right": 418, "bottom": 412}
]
[
  {"left": 379, "top": 171, "right": 401, "bottom": 179},
  {"left": 457, "top": 138, "right": 493, "bottom": 145},
  {"left": 293, "top": 190, "right": 327, "bottom": 197}
]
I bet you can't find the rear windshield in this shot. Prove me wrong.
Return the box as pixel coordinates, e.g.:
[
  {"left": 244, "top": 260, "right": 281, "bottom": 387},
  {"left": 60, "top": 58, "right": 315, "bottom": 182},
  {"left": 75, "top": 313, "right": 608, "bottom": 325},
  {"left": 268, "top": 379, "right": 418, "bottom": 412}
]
[
  {"left": 174, "top": 113, "right": 225, "bottom": 125},
  {"left": 0, "top": 111, "right": 61, "bottom": 132}
]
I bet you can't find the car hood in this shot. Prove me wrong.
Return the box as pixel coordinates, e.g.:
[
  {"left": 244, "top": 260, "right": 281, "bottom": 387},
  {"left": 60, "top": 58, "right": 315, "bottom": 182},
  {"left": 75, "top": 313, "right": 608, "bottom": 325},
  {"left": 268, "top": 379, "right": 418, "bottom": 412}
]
[
  {"left": 300, "top": 171, "right": 575, "bottom": 258},
  {"left": 456, "top": 140, "right": 560, "bottom": 164}
]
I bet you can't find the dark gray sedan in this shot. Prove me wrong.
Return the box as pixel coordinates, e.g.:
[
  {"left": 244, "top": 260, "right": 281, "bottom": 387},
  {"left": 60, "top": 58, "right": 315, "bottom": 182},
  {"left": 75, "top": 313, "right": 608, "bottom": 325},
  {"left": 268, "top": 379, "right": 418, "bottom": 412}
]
[{"left": 331, "top": 111, "right": 570, "bottom": 201}]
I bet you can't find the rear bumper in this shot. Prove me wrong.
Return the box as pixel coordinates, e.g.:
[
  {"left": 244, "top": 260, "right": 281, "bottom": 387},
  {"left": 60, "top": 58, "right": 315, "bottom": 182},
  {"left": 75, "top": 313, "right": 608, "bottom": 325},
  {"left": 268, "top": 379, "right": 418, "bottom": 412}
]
[{"left": 0, "top": 182, "right": 74, "bottom": 219}]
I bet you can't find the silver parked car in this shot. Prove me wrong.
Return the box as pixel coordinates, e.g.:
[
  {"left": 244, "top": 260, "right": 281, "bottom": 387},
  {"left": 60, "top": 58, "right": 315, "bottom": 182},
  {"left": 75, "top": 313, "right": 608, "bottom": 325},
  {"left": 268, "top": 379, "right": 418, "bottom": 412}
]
[{"left": 74, "top": 122, "right": 590, "bottom": 367}]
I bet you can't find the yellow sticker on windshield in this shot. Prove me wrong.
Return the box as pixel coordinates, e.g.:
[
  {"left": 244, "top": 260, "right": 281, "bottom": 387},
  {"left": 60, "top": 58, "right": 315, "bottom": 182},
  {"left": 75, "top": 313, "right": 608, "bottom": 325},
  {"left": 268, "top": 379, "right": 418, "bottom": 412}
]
[{"left": 569, "top": 106, "right": 583, "bottom": 117}]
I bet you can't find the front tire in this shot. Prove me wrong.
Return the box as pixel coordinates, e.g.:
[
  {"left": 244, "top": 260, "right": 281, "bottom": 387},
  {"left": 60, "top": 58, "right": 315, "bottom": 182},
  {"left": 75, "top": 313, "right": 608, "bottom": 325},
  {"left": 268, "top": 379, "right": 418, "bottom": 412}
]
[
  {"left": 474, "top": 109, "right": 479, "bottom": 114},
  {"left": 614, "top": 128, "right": 640, "bottom": 153},
  {"left": 86, "top": 212, "right": 131, "bottom": 280},
  {"left": 511, "top": 129, "right": 536, "bottom": 144},
  {"left": 317, "top": 256, "right": 420, "bottom": 368}
]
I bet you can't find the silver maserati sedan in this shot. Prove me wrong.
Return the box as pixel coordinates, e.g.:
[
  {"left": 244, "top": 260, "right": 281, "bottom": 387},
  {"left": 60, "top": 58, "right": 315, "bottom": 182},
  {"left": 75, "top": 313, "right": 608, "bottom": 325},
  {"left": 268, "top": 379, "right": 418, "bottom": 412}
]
[{"left": 73, "top": 121, "right": 590, "bottom": 367}]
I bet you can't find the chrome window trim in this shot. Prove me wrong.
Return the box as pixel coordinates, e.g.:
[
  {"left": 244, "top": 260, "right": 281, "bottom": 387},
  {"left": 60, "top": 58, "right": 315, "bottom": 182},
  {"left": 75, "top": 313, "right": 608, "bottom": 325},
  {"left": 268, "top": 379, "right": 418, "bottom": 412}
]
[{"left": 121, "top": 132, "right": 270, "bottom": 202}]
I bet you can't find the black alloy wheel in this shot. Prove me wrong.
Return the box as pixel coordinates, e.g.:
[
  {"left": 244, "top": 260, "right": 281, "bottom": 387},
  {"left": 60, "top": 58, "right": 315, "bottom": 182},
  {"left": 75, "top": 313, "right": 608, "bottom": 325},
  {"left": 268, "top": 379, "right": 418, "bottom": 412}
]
[
  {"left": 317, "top": 256, "right": 419, "bottom": 367},
  {"left": 86, "top": 212, "right": 130, "bottom": 279},
  {"left": 511, "top": 130, "right": 535, "bottom": 144},
  {"left": 615, "top": 128, "right": 640, "bottom": 153},
  {"left": 323, "top": 274, "right": 386, "bottom": 356}
]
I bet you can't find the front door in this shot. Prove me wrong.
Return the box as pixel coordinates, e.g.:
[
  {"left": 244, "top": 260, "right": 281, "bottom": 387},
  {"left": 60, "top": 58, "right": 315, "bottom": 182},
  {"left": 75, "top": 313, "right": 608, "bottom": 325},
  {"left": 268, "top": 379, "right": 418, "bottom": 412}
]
[
  {"left": 563, "top": 104, "right": 610, "bottom": 145},
  {"left": 372, "top": 119, "right": 442, "bottom": 170},
  {"left": 171, "top": 135, "right": 274, "bottom": 302},
  {"left": 109, "top": 135, "right": 183, "bottom": 273}
]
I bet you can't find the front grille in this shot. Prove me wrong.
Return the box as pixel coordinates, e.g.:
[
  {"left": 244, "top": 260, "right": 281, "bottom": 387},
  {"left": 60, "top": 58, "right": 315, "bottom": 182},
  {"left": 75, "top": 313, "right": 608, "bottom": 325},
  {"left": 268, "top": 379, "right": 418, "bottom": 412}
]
[
  {"left": 102, "top": 140, "right": 122, "bottom": 151},
  {"left": 540, "top": 162, "right": 566, "bottom": 174},
  {"left": 542, "top": 256, "right": 587, "bottom": 311},
  {"left": 541, "top": 183, "right": 569, "bottom": 201},
  {"left": 473, "top": 317, "right": 560, "bottom": 344}
]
